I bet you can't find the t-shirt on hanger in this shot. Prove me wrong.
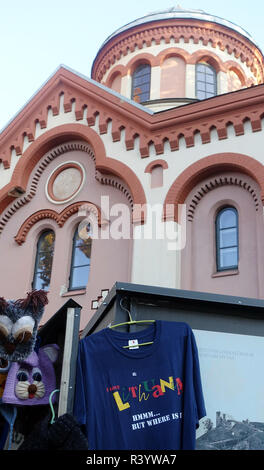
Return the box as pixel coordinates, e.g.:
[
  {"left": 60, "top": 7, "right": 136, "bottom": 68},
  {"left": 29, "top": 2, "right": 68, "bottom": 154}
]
[{"left": 73, "top": 320, "right": 206, "bottom": 450}]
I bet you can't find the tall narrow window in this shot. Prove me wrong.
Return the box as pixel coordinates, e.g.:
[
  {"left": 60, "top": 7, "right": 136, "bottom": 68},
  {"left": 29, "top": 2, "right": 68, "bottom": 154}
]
[
  {"left": 32, "top": 230, "right": 55, "bottom": 291},
  {"left": 69, "top": 225, "right": 92, "bottom": 290},
  {"left": 216, "top": 207, "right": 238, "bottom": 271},
  {"left": 196, "top": 62, "right": 217, "bottom": 100},
  {"left": 131, "top": 64, "right": 151, "bottom": 103}
]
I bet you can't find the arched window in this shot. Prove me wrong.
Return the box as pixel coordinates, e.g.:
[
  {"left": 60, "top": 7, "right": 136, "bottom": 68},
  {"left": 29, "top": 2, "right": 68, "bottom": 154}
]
[
  {"left": 216, "top": 207, "right": 238, "bottom": 271},
  {"left": 69, "top": 224, "right": 92, "bottom": 290},
  {"left": 196, "top": 62, "right": 217, "bottom": 100},
  {"left": 131, "top": 64, "right": 151, "bottom": 103},
  {"left": 32, "top": 230, "right": 55, "bottom": 291}
]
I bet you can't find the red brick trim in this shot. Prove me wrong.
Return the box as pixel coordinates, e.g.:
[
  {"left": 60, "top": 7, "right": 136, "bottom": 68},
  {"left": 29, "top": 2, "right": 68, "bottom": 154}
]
[
  {"left": 0, "top": 66, "right": 263, "bottom": 172},
  {"left": 163, "top": 153, "right": 264, "bottom": 221},
  {"left": 126, "top": 54, "right": 156, "bottom": 75},
  {"left": 14, "top": 201, "right": 102, "bottom": 245},
  {"left": 188, "top": 50, "right": 224, "bottom": 73},
  {"left": 0, "top": 66, "right": 264, "bottom": 221},
  {"left": 144, "top": 159, "right": 168, "bottom": 173},
  {"left": 225, "top": 61, "right": 247, "bottom": 86},
  {"left": 0, "top": 142, "right": 134, "bottom": 236},
  {"left": 0, "top": 123, "right": 147, "bottom": 223},
  {"left": 92, "top": 19, "right": 264, "bottom": 83},
  {"left": 103, "top": 48, "right": 247, "bottom": 84},
  {"left": 104, "top": 65, "right": 127, "bottom": 88},
  {"left": 157, "top": 47, "right": 190, "bottom": 65},
  {"left": 187, "top": 174, "right": 260, "bottom": 221}
]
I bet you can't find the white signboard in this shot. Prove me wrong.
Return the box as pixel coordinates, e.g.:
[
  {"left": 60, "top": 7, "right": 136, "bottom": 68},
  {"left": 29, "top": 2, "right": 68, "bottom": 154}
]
[{"left": 194, "top": 329, "right": 264, "bottom": 450}]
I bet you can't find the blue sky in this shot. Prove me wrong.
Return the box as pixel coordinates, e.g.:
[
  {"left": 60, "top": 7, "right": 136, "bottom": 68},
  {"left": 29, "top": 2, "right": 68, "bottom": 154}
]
[{"left": 0, "top": 0, "right": 263, "bottom": 130}]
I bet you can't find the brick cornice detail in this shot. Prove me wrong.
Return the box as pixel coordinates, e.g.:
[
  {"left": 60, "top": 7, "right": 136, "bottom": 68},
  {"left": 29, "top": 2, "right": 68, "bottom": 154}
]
[
  {"left": 1, "top": 67, "right": 264, "bottom": 218},
  {"left": 91, "top": 19, "right": 264, "bottom": 83},
  {"left": 163, "top": 153, "right": 264, "bottom": 222},
  {"left": 14, "top": 201, "right": 102, "bottom": 245},
  {"left": 1, "top": 67, "right": 264, "bottom": 172},
  {"left": 0, "top": 65, "right": 264, "bottom": 170}
]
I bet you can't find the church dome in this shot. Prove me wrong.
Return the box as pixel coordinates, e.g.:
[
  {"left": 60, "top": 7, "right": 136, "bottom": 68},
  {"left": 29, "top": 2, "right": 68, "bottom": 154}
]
[
  {"left": 100, "top": 7, "right": 258, "bottom": 51},
  {"left": 92, "top": 6, "right": 264, "bottom": 112}
]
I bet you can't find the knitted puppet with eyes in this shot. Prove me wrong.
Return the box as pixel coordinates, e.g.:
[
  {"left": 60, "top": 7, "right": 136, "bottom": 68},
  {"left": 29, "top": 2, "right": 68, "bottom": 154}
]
[
  {"left": 0, "top": 290, "right": 48, "bottom": 362},
  {"left": 2, "top": 344, "right": 59, "bottom": 406}
]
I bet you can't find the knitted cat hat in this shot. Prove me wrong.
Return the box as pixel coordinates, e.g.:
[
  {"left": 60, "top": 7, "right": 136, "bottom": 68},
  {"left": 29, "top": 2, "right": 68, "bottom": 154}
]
[
  {"left": 0, "top": 290, "right": 48, "bottom": 362},
  {"left": 2, "top": 344, "right": 59, "bottom": 406}
]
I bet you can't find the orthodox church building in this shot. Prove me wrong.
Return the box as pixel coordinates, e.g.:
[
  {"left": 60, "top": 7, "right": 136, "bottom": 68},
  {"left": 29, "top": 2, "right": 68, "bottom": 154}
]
[{"left": 1, "top": 7, "right": 264, "bottom": 330}]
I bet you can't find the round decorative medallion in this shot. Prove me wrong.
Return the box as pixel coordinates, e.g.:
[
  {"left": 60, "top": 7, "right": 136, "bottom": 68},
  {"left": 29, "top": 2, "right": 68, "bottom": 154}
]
[{"left": 45, "top": 162, "right": 85, "bottom": 204}]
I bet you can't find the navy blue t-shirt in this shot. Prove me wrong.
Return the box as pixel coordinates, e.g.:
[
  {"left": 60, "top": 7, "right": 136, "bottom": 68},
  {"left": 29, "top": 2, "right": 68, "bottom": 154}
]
[{"left": 73, "top": 320, "right": 206, "bottom": 450}]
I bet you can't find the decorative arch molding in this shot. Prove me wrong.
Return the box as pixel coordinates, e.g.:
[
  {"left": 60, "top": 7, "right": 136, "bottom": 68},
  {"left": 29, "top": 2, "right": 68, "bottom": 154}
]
[
  {"left": 96, "top": 170, "right": 134, "bottom": 208},
  {"left": 103, "top": 47, "right": 248, "bottom": 83},
  {"left": 163, "top": 153, "right": 264, "bottom": 222},
  {"left": 0, "top": 141, "right": 135, "bottom": 235},
  {"left": 126, "top": 54, "right": 155, "bottom": 75},
  {"left": 187, "top": 173, "right": 260, "bottom": 221},
  {"left": 104, "top": 65, "right": 127, "bottom": 88},
  {"left": 189, "top": 50, "right": 225, "bottom": 73},
  {"left": 225, "top": 61, "right": 247, "bottom": 86},
  {"left": 14, "top": 201, "right": 102, "bottom": 245},
  {"left": 92, "top": 19, "right": 264, "bottom": 83},
  {"left": 0, "top": 123, "right": 147, "bottom": 223},
  {"left": 144, "top": 159, "right": 168, "bottom": 173},
  {"left": 157, "top": 47, "right": 190, "bottom": 65}
]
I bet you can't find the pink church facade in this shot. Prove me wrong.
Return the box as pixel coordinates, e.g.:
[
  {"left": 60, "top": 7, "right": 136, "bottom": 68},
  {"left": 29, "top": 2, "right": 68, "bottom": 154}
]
[{"left": 1, "top": 7, "right": 264, "bottom": 331}]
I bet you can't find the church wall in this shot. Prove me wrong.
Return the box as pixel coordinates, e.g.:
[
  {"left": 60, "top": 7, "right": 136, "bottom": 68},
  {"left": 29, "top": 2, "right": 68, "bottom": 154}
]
[
  {"left": 0, "top": 53, "right": 264, "bottom": 329},
  {"left": 1, "top": 94, "right": 264, "bottom": 306},
  {"left": 0, "top": 142, "right": 133, "bottom": 329}
]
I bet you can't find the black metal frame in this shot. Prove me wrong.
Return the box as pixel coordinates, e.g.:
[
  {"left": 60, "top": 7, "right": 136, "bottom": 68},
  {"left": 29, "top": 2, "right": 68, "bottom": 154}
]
[{"left": 81, "top": 282, "right": 264, "bottom": 339}]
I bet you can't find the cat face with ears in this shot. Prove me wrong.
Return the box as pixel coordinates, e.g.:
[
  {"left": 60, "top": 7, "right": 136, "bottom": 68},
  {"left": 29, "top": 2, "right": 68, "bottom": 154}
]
[
  {"left": 2, "top": 344, "right": 59, "bottom": 406},
  {"left": 0, "top": 290, "right": 48, "bottom": 362}
]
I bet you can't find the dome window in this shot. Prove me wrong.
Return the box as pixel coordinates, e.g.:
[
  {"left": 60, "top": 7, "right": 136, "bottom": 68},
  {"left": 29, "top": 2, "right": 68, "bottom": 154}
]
[
  {"left": 196, "top": 62, "right": 217, "bottom": 100},
  {"left": 131, "top": 64, "right": 151, "bottom": 103}
]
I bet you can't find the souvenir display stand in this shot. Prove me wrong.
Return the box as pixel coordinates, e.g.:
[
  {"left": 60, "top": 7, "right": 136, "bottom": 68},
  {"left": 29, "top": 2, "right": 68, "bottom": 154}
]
[
  {"left": 81, "top": 282, "right": 264, "bottom": 451},
  {"left": 2, "top": 282, "right": 264, "bottom": 450},
  {"left": 38, "top": 298, "right": 82, "bottom": 417},
  {"left": 0, "top": 298, "right": 82, "bottom": 450},
  {"left": 82, "top": 281, "right": 264, "bottom": 338}
]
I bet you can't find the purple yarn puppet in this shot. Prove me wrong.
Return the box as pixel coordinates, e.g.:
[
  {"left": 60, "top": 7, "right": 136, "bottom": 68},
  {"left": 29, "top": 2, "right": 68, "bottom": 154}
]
[{"left": 2, "top": 344, "right": 59, "bottom": 406}]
